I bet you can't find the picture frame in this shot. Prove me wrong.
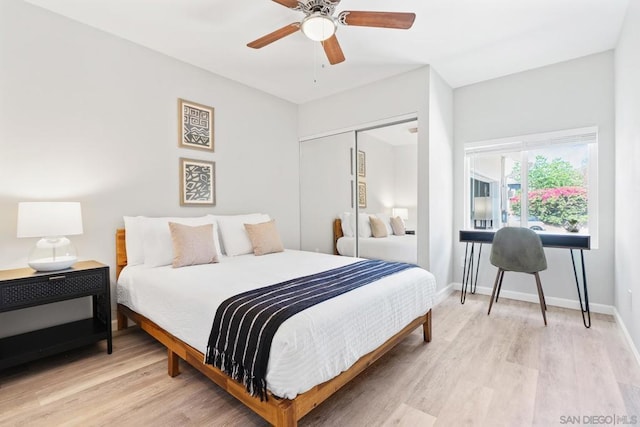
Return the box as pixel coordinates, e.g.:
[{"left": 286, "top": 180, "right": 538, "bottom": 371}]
[
  {"left": 358, "top": 181, "right": 367, "bottom": 208},
  {"left": 179, "top": 98, "right": 214, "bottom": 151},
  {"left": 357, "top": 150, "right": 366, "bottom": 177},
  {"left": 180, "top": 158, "right": 215, "bottom": 206}
]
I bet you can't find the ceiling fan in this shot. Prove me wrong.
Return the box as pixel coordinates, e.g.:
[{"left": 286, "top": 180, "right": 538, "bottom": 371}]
[{"left": 247, "top": 0, "right": 416, "bottom": 65}]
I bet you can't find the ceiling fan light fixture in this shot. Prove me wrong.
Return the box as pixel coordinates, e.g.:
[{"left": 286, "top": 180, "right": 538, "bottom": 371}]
[{"left": 301, "top": 12, "right": 336, "bottom": 41}]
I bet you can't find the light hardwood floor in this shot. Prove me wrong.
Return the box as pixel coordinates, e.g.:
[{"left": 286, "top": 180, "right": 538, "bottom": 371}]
[{"left": 1, "top": 292, "right": 639, "bottom": 426}]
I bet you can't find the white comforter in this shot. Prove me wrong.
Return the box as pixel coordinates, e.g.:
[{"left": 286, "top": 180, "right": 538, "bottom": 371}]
[
  {"left": 117, "top": 249, "right": 435, "bottom": 399},
  {"left": 337, "top": 235, "right": 417, "bottom": 264}
]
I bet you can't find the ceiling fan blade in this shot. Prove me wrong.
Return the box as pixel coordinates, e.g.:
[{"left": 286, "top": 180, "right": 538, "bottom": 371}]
[
  {"left": 322, "top": 35, "right": 345, "bottom": 65},
  {"left": 338, "top": 11, "right": 416, "bottom": 29},
  {"left": 271, "top": 0, "right": 299, "bottom": 9},
  {"left": 247, "top": 23, "right": 300, "bottom": 49}
]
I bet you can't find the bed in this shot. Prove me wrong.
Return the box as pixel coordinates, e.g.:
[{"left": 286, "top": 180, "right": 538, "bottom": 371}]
[
  {"left": 333, "top": 218, "right": 418, "bottom": 264},
  {"left": 116, "top": 226, "right": 435, "bottom": 426}
]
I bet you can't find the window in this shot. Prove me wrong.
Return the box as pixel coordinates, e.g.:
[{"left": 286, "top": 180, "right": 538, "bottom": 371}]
[{"left": 464, "top": 127, "right": 598, "bottom": 246}]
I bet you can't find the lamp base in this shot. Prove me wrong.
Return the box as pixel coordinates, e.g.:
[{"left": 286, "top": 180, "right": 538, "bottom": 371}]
[
  {"left": 28, "top": 256, "right": 77, "bottom": 272},
  {"left": 28, "top": 237, "right": 78, "bottom": 271}
]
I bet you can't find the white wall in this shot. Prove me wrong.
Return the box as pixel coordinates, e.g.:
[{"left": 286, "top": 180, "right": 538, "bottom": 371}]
[
  {"left": 299, "top": 66, "right": 454, "bottom": 291},
  {"left": 614, "top": 2, "right": 640, "bottom": 354},
  {"left": 298, "top": 68, "right": 429, "bottom": 139},
  {"left": 0, "top": 0, "right": 299, "bottom": 336},
  {"left": 299, "top": 69, "right": 432, "bottom": 276},
  {"left": 453, "top": 51, "right": 615, "bottom": 306},
  {"left": 429, "top": 69, "right": 454, "bottom": 289}
]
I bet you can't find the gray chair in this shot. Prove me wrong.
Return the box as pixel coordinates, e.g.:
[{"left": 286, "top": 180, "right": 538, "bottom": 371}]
[{"left": 488, "top": 227, "right": 548, "bottom": 325}]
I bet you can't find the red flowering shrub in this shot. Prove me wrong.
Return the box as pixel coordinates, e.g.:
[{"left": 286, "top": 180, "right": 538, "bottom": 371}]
[{"left": 510, "top": 187, "right": 587, "bottom": 226}]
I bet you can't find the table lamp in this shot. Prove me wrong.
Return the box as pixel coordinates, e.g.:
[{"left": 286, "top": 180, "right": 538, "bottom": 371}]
[
  {"left": 17, "top": 202, "right": 83, "bottom": 271},
  {"left": 392, "top": 208, "right": 409, "bottom": 221},
  {"left": 473, "top": 197, "right": 493, "bottom": 229}
]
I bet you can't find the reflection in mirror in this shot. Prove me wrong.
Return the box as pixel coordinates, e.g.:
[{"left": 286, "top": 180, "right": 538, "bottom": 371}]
[
  {"left": 345, "top": 119, "right": 418, "bottom": 263},
  {"left": 300, "top": 132, "right": 356, "bottom": 256}
]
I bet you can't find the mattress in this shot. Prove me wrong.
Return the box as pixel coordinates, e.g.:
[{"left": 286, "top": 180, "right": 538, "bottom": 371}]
[
  {"left": 117, "top": 249, "right": 435, "bottom": 399},
  {"left": 337, "top": 234, "right": 417, "bottom": 264}
]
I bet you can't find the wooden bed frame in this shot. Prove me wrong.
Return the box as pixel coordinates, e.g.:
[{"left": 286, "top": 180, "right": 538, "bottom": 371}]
[{"left": 115, "top": 228, "right": 431, "bottom": 426}]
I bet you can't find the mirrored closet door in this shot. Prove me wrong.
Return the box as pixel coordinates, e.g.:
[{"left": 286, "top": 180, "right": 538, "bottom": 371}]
[
  {"left": 355, "top": 120, "right": 418, "bottom": 264},
  {"left": 300, "top": 131, "right": 357, "bottom": 256},
  {"left": 299, "top": 119, "right": 417, "bottom": 264}
]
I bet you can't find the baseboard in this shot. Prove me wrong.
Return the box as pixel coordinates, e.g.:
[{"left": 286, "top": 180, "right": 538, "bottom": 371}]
[
  {"left": 451, "top": 282, "right": 614, "bottom": 315},
  {"left": 434, "top": 284, "right": 455, "bottom": 306},
  {"left": 613, "top": 308, "right": 640, "bottom": 369}
]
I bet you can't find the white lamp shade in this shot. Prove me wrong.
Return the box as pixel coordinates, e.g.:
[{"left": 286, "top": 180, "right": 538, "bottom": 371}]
[
  {"left": 474, "top": 197, "right": 493, "bottom": 220},
  {"left": 392, "top": 208, "right": 409, "bottom": 221},
  {"left": 301, "top": 13, "right": 336, "bottom": 41},
  {"left": 17, "top": 202, "right": 83, "bottom": 238}
]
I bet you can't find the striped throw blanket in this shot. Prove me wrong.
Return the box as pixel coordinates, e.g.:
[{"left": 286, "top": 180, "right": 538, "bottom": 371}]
[{"left": 204, "top": 259, "right": 415, "bottom": 400}]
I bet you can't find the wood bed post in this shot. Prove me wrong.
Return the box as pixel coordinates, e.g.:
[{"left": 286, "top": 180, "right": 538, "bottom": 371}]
[
  {"left": 168, "top": 349, "right": 180, "bottom": 377},
  {"left": 275, "top": 402, "right": 297, "bottom": 427},
  {"left": 333, "top": 219, "right": 343, "bottom": 255},
  {"left": 423, "top": 309, "right": 432, "bottom": 343},
  {"left": 117, "top": 310, "right": 128, "bottom": 331}
]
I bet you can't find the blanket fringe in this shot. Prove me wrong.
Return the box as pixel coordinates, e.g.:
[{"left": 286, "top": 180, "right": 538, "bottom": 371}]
[{"left": 205, "top": 346, "right": 268, "bottom": 401}]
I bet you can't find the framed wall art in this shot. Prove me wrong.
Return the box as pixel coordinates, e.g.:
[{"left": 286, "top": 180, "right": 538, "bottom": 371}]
[
  {"left": 180, "top": 158, "right": 215, "bottom": 206},
  {"left": 358, "top": 181, "right": 367, "bottom": 208},
  {"left": 179, "top": 98, "right": 214, "bottom": 151},
  {"left": 357, "top": 150, "right": 366, "bottom": 177}
]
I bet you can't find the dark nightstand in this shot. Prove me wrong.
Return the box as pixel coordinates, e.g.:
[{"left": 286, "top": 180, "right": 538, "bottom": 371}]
[{"left": 0, "top": 260, "right": 112, "bottom": 369}]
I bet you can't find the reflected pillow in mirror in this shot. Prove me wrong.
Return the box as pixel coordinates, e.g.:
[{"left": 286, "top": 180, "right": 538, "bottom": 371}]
[
  {"left": 369, "top": 215, "right": 388, "bottom": 238},
  {"left": 390, "top": 216, "right": 406, "bottom": 236}
]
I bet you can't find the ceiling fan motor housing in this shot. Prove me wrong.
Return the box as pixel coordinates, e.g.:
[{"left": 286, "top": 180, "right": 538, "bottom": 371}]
[{"left": 300, "top": 0, "right": 339, "bottom": 17}]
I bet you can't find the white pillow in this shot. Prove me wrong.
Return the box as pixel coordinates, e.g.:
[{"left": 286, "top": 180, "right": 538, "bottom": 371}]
[
  {"left": 375, "top": 213, "right": 394, "bottom": 235},
  {"left": 339, "top": 212, "right": 354, "bottom": 237},
  {"left": 206, "top": 214, "right": 227, "bottom": 255},
  {"left": 358, "top": 213, "right": 372, "bottom": 238},
  {"left": 217, "top": 213, "right": 271, "bottom": 256},
  {"left": 123, "top": 216, "right": 145, "bottom": 266},
  {"left": 142, "top": 216, "right": 222, "bottom": 267}
]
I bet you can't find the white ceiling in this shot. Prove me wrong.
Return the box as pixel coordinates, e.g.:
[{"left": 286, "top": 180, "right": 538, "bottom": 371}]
[{"left": 24, "top": 0, "right": 629, "bottom": 104}]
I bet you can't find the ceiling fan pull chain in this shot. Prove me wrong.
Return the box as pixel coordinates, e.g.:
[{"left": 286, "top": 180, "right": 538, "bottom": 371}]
[{"left": 313, "top": 41, "right": 319, "bottom": 83}]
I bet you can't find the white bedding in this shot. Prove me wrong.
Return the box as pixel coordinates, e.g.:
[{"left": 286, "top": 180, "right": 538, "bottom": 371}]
[
  {"left": 337, "top": 235, "right": 417, "bottom": 264},
  {"left": 117, "top": 249, "right": 435, "bottom": 399}
]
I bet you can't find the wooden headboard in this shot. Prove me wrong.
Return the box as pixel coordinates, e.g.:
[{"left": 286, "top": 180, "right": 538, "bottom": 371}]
[
  {"left": 116, "top": 229, "right": 127, "bottom": 279},
  {"left": 333, "top": 218, "right": 344, "bottom": 255}
]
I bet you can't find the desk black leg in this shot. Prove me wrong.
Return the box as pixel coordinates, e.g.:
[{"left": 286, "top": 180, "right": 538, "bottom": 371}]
[
  {"left": 570, "top": 249, "right": 591, "bottom": 328},
  {"left": 472, "top": 244, "right": 482, "bottom": 294},
  {"left": 461, "top": 243, "right": 471, "bottom": 304},
  {"left": 461, "top": 242, "right": 482, "bottom": 304}
]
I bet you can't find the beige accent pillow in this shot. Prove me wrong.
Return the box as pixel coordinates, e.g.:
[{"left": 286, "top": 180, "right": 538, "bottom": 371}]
[
  {"left": 390, "top": 216, "right": 406, "bottom": 236},
  {"left": 169, "top": 222, "right": 219, "bottom": 268},
  {"left": 244, "top": 220, "right": 285, "bottom": 256},
  {"left": 369, "top": 215, "right": 388, "bottom": 238}
]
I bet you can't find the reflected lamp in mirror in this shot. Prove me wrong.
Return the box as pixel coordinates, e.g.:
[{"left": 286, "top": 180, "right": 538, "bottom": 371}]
[
  {"left": 473, "top": 197, "right": 493, "bottom": 229},
  {"left": 391, "top": 208, "right": 409, "bottom": 221},
  {"left": 17, "top": 202, "right": 83, "bottom": 271}
]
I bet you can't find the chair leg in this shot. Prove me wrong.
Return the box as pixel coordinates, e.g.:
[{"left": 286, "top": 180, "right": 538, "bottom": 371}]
[
  {"left": 488, "top": 269, "right": 502, "bottom": 316},
  {"left": 533, "top": 272, "right": 547, "bottom": 326},
  {"left": 495, "top": 270, "right": 505, "bottom": 302}
]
